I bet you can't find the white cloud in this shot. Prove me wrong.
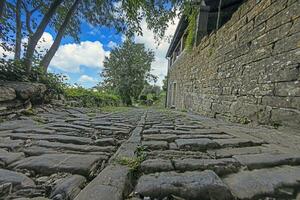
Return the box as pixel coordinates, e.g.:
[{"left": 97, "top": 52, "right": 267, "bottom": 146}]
[
  {"left": 78, "top": 75, "right": 97, "bottom": 83},
  {"left": 0, "top": 32, "right": 53, "bottom": 60},
  {"left": 108, "top": 41, "right": 117, "bottom": 49},
  {"left": 135, "top": 17, "right": 180, "bottom": 86},
  {"left": 50, "top": 40, "right": 110, "bottom": 73}
]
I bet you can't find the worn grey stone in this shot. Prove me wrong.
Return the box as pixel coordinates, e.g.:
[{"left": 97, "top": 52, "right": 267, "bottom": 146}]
[
  {"left": 14, "top": 198, "right": 49, "bottom": 200},
  {"left": 0, "top": 169, "right": 35, "bottom": 190},
  {"left": 0, "top": 86, "right": 16, "bottom": 102},
  {"left": 11, "top": 154, "right": 104, "bottom": 176},
  {"left": 0, "top": 151, "right": 24, "bottom": 166},
  {"left": 95, "top": 125, "right": 128, "bottom": 132},
  {"left": 0, "top": 81, "right": 46, "bottom": 100},
  {"left": 233, "top": 153, "right": 300, "bottom": 169},
  {"left": 0, "top": 137, "right": 24, "bottom": 151},
  {"left": 175, "top": 138, "right": 220, "bottom": 151},
  {"left": 223, "top": 166, "right": 300, "bottom": 199},
  {"left": 0, "top": 119, "right": 37, "bottom": 131},
  {"left": 174, "top": 158, "right": 240, "bottom": 175},
  {"left": 13, "top": 128, "right": 55, "bottom": 134},
  {"left": 7, "top": 133, "right": 92, "bottom": 145},
  {"left": 141, "top": 159, "right": 174, "bottom": 173},
  {"left": 142, "top": 134, "right": 178, "bottom": 142},
  {"left": 142, "top": 141, "right": 169, "bottom": 150},
  {"left": 50, "top": 175, "right": 86, "bottom": 200},
  {"left": 22, "top": 146, "right": 59, "bottom": 156},
  {"left": 75, "top": 165, "right": 131, "bottom": 200},
  {"left": 135, "top": 170, "right": 233, "bottom": 200},
  {"left": 34, "top": 140, "right": 114, "bottom": 153},
  {"left": 95, "top": 138, "right": 116, "bottom": 146},
  {"left": 213, "top": 138, "right": 264, "bottom": 148},
  {"left": 207, "top": 146, "right": 275, "bottom": 158}
]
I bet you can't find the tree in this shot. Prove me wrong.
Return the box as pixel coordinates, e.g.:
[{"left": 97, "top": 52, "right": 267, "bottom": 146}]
[
  {"left": 14, "top": 0, "right": 22, "bottom": 60},
  {"left": 40, "top": 0, "right": 81, "bottom": 70},
  {"left": 23, "top": 0, "right": 64, "bottom": 73},
  {"left": 101, "top": 40, "right": 155, "bottom": 105}
]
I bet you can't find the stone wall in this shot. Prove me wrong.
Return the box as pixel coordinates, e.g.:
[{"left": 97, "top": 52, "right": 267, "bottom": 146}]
[
  {"left": 0, "top": 81, "right": 46, "bottom": 117},
  {"left": 167, "top": 0, "right": 300, "bottom": 128}
]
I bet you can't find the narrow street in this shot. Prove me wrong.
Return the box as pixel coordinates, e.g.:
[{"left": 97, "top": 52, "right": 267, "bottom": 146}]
[{"left": 0, "top": 106, "right": 300, "bottom": 199}]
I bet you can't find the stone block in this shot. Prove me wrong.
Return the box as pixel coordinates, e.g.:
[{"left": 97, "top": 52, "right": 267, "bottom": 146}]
[
  {"left": 274, "top": 81, "right": 300, "bottom": 97},
  {"left": 135, "top": 170, "right": 233, "bottom": 200},
  {"left": 271, "top": 108, "right": 300, "bottom": 128},
  {"left": 223, "top": 166, "right": 300, "bottom": 199},
  {"left": 0, "top": 86, "right": 16, "bottom": 102}
]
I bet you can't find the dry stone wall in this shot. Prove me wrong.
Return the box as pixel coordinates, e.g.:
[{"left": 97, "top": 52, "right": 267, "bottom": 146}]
[{"left": 167, "top": 0, "right": 300, "bottom": 128}]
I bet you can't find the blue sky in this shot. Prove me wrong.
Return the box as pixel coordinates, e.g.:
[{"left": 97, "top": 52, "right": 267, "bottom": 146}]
[
  {"left": 0, "top": 8, "right": 179, "bottom": 88},
  {"left": 46, "top": 23, "right": 123, "bottom": 88}
]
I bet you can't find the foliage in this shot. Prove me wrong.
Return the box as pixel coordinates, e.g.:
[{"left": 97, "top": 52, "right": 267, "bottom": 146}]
[
  {"left": 64, "top": 87, "right": 121, "bottom": 107},
  {"left": 139, "top": 84, "right": 161, "bottom": 105},
  {"left": 184, "top": 7, "right": 198, "bottom": 51},
  {"left": 101, "top": 40, "right": 156, "bottom": 105},
  {"left": 0, "top": 59, "right": 67, "bottom": 95}
]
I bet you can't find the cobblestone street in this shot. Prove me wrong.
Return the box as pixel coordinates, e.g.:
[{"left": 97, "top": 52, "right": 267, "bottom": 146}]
[{"left": 0, "top": 106, "right": 300, "bottom": 200}]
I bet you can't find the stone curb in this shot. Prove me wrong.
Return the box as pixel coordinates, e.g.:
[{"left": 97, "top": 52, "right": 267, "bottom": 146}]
[{"left": 74, "top": 112, "right": 147, "bottom": 200}]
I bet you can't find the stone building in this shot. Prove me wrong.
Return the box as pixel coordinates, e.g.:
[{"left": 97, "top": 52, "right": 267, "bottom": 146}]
[{"left": 166, "top": 0, "right": 300, "bottom": 128}]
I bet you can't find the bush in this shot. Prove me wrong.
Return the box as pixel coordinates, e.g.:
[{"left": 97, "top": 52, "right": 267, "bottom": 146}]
[
  {"left": 0, "top": 59, "right": 67, "bottom": 96},
  {"left": 64, "top": 87, "right": 121, "bottom": 107}
]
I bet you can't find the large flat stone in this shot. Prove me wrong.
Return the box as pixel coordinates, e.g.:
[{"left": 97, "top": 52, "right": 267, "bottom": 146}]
[
  {"left": 0, "top": 169, "right": 35, "bottom": 190},
  {"left": 34, "top": 140, "right": 114, "bottom": 153},
  {"left": 142, "top": 141, "right": 168, "bottom": 150},
  {"left": 7, "top": 133, "right": 92, "bottom": 144},
  {"left": 75, "top": 165, "right": 131, "bottom": 200},
  {"left": 0, "top": 137, "right": 24, "bottom": 150},
  {"left": 233, "top": 153, "right": 300, "bottom": 169},
  {"left": 95, "top": 138, "right": 116, "bottom": 146},
  {"left": 22, "top": 146, "right": 59, "bottom": 156},
  {"left": 175, "top": 138, "right": 220, "bottom": 151},
  {"left": 0, "top": 151, "right": 24, "bottom": 167},
  {"left": 0, "top": 119, "right": 37, "bottom": 131},
  {"left": 223, "top": 166, "right": 300, "bottom": 199},
  {"left": 207, "top": 146, "right": 276, "bottom": 158},
  {"left": 11, "top": 154, "right": 104, "bottom": 176},
  {"left": 13, "top": 128, "right": 55, "bottom": 134},
  {"left": 141, "top": 159, "right": 174, "bottom": 173},
  {"left": 135, "top": 170, "right": 233, "bottom": 200},
  {"left": 213, "top": 138, "right": 264, "bottom": 148},
  {"left": 174, "top": 158, "right": 240, "bottom": 175},
  {"left": 142, "top": 134, "right": 178, "bottom": 142}
]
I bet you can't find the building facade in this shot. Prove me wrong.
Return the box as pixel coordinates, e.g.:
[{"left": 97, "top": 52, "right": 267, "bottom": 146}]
[{"left": 166, "top": 0, "right": 300, "bottom": 128}]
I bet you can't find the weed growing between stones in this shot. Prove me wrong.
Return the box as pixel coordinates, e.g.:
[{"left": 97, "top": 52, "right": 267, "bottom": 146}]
[{"left": 117, "top": 145, "right": 148, "bottom": 172}]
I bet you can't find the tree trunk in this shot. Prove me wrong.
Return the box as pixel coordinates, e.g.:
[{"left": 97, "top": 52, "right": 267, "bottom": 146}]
[
  {"left": 0, "top": 0, "right": 5, "bottom": 19},
  {"left": 15, "top": 0, "right": 22, "bottom": 60},
  {"left": 24, "top": 0, "right": 63, "bottom": 74},
  {"left": 41, "top": 0, "right": 81, "bottom": 71}
]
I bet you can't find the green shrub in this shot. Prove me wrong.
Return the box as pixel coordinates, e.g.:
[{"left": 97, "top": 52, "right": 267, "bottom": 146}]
[
  {"left": 64, "top": 87, "right": 121, "bottom": 107},
  {"left": 0, "top": 60, "right": 67, "bottom": 96}
]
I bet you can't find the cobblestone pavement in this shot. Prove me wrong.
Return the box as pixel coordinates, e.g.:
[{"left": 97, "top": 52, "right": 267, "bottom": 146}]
[
  {"left": 0, "top": 107, "right": 300, "bottom": 200},
  {"left": 0, "top": 105, "right": 144, "bottom": 199}
]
